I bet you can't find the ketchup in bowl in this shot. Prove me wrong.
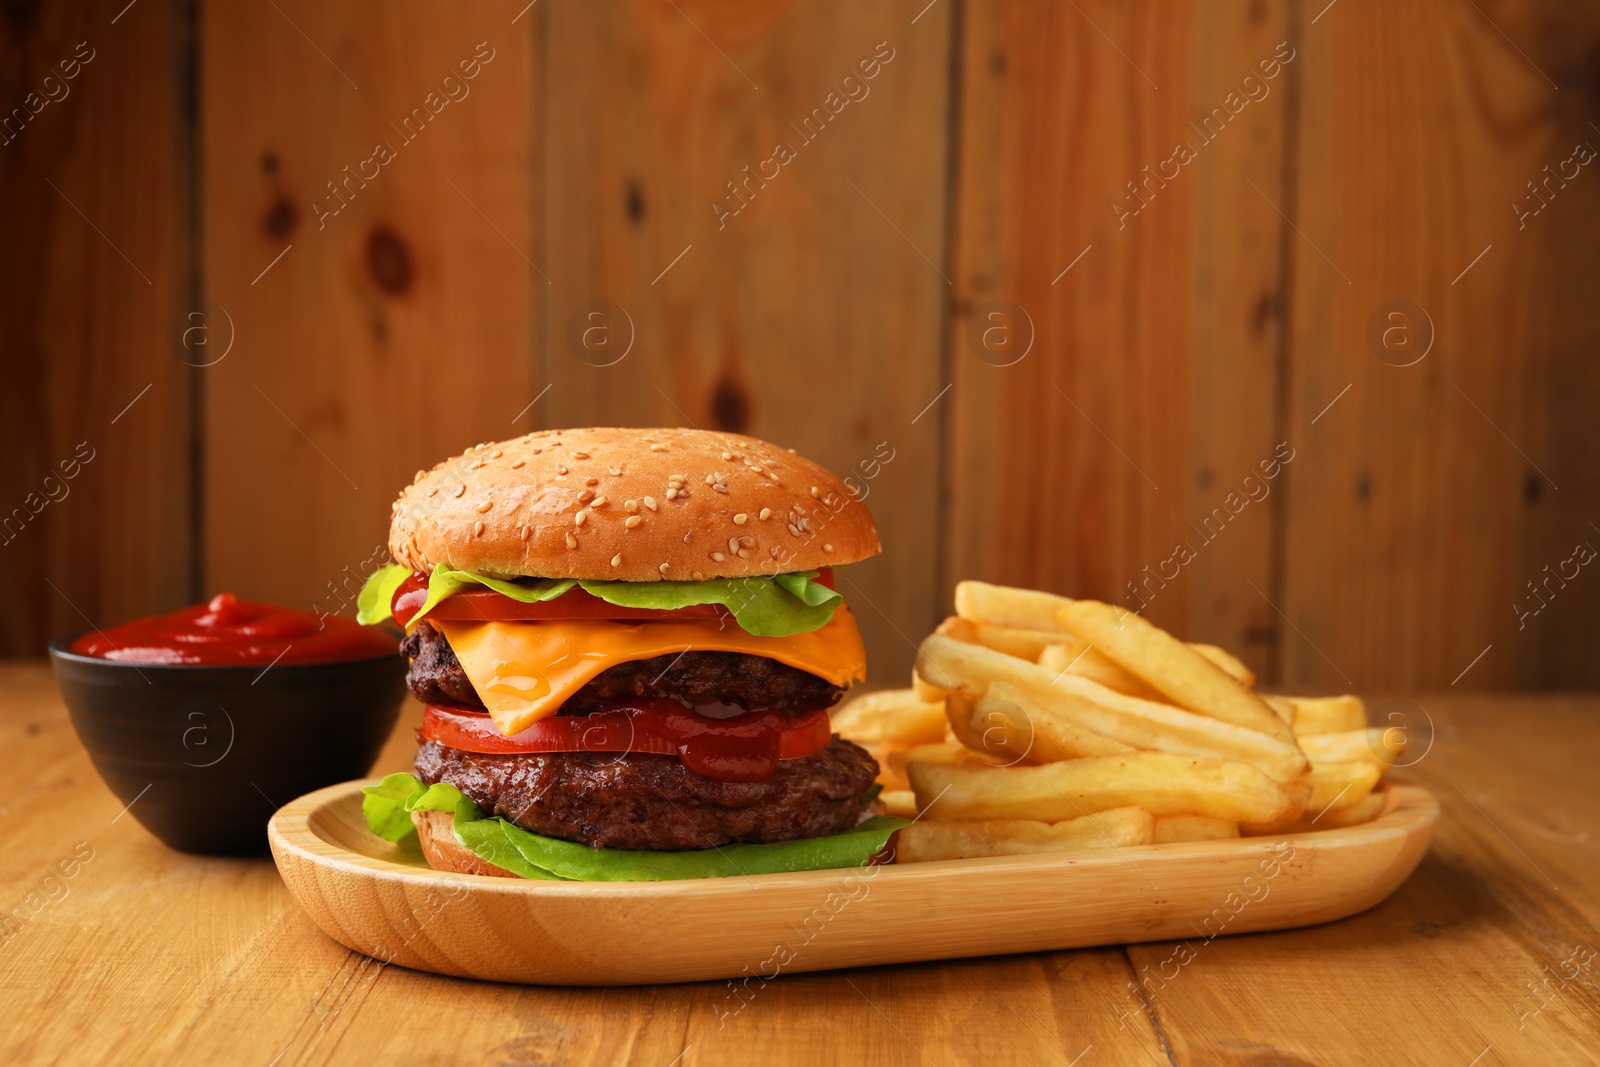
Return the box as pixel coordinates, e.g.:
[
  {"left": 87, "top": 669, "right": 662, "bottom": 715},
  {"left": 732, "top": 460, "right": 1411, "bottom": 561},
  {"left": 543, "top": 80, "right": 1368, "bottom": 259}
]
[
  {"left": 68, "top": 592, "right": 398, "bottom": 666},
  {"left": 51, "top": 593, "right": 406, "bottom": 855}
]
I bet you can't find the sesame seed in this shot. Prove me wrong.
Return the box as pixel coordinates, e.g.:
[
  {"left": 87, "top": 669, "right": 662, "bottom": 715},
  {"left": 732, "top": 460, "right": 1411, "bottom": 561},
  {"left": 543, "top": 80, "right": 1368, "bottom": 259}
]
[
  {"left": 625, "top": 499, "right": 639, "bottom": 513},
  {"left": 750, "top": 465, "right": 764, "bottom": 475},
  {"left": 610, "top": 553, "right": 622, "bottom": 567},
  {"left": 683, "top": 531, "right": 693, "bottom": 543},
  {"left": 643, "top": 496, "right": 657, "bottom": 511},
  {"left": 491, "top": 450, "right": 503, "bottom": 459},
  {"left": 453, "top": 485, "right": 466, "bottom": 498},
  {"left": 759, "top": 507, "right": 771, "bottom": 520},
  {"left": 469, "top": 460, "right": 485, "bottom": 470},
  {"left": 575, "top": 510, "right": 588, "bottom": 526},
  {"left": 788, "top": 524, "right": 801, "bottom": 536},
  {"left": 556, "top": 465, "right": 568, "bottom": 475},
  {"left": 585, "top": 477, "right": 599, "bottom": 487},
  {"left": 733, "top": 513, "right": 748, "bottom": 525},
  {"left": 473, "top": 520, "right": 485, "bottom": 537},
  {"left": 578, "top": 489, "right": 594, "bottom": 503},
  {"left": 475, "top": 500, "right": 493, "bottom": 513},
  {"left": 666, "top": 488, "right": 679, "bottom": 500},
  {"left": 591, "top": 495, "right": 608, "bottom": 508},
  {"left": 711, "top": 552, "right": 725, "bottom": 562},
  {"left": 572, "top": 450, "right": 590, "bottom": 459},
  {"left": 810, "top": 486, "right": 820, "bottom": 498},
  {"left": 511, "top": 460, "right": 525, "bottom": 469},
  {"left": 692, "top": 570, "right": 706, "bottom": 581},
  {"left": 428, "top": 488, "right": 439, "bottom": 498},
  {"left": 728, "top": 538, "right": 740, "bottom": 553},
  {"left": 705, "top": 475, "right": 716, "bottom": 486},
  {"left": 566, "top": 533, "right": 578, "bottom": 549},
  {"left": 659, "top": 562, "right": 671, "bottom": 575},
  {"left": 520, "top": 526, "right": 533, "bottom": 541},
  {"left": 625, "top": 515, "right": 643, "bottom": 529},
  {"left": 824, "top": 543, "right": 834, "bottom": 552},
  {"left": 650, "top": 443, "right": 668, "bottom": 452},
  {"left": 738, "top": 549, "right": 751, "bottom": 559},
  {"left": 608, "top": 466, "right": 622, "bottom": 476},
  {"left": 712, "top": 484, "right": 728, "bottom": 494}
]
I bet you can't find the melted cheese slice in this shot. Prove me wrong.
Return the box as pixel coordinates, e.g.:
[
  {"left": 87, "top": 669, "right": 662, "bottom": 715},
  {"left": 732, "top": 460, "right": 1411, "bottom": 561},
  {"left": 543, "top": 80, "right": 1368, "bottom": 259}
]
[{"left": 434, "top": 605, "right": 867, "bottom": 736}]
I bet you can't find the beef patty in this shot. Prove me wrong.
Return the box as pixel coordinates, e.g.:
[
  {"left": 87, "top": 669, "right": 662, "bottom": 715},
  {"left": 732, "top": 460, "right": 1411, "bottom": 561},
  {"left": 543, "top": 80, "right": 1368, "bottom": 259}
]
[
  {"left": 401, "top": 620, "right": 847, "bottom": 715},
  {"left": 414, "top": 737, "right": 879, "bottom": 850}
]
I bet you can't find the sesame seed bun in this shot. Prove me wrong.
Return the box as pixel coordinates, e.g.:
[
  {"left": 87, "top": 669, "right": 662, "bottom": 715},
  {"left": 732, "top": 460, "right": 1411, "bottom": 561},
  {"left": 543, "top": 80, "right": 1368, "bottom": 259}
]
[{"left": 388, "top": 428, "right": 881, "bottom": 582}]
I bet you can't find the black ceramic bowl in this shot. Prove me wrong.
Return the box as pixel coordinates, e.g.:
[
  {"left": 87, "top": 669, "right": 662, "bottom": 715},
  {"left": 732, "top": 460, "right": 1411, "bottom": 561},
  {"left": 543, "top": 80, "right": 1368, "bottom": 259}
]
[{"left": 49, "top": 635, "right": 407, "bottom": 855}]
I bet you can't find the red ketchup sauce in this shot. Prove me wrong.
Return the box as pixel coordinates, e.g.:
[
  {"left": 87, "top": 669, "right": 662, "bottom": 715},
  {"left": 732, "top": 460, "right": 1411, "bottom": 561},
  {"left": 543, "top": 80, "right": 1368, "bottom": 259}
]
[
  {"left": 421, "top": 701, "right": 834, "bottom": 784},
  {"left": 68, "top": 592, "right": 398, "bottom": 666}
]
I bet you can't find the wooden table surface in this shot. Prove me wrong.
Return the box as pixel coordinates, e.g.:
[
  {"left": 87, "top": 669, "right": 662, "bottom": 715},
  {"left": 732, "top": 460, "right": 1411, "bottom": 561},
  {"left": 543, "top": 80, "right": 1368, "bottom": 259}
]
[{"left": 5, "top": 662, "right": 1599, "bottom": 1066}]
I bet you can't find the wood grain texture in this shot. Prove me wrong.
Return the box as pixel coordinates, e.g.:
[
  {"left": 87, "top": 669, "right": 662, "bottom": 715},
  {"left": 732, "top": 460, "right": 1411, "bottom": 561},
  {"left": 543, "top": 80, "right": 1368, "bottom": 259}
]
[
  {"left": 538, "top": 0, "right": 952, "bottom": 685},
  {"left": 268, "top": 779, "right": 1435, "bottom": 984},
  {"left": 942, "top": 1, "right": 1294, "bottom": 681},
  {"left": 200, "top": 2, "right": 535, "bottom": 615},
  {"left": 0, "top": 0, "right": 194, "bottom": 652},
  {"left": 5, "top": 665, "right": 1600, "bottom": 1064},
  {"left": 1278, "top": 0, "right": 1600, "bottom": 690}
]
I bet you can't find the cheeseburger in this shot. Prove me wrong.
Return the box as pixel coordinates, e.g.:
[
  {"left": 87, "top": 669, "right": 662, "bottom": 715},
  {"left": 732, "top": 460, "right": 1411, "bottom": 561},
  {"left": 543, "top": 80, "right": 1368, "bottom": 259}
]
[{"left": 357, "top": 427, "right": 901, "bottom": 880}]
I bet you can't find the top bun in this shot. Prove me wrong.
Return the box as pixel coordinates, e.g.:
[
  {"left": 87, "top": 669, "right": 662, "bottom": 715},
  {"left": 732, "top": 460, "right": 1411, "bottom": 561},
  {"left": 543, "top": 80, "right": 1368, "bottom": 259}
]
[{"left": 388, "top": 428, "right": 880, "bottom": 582}]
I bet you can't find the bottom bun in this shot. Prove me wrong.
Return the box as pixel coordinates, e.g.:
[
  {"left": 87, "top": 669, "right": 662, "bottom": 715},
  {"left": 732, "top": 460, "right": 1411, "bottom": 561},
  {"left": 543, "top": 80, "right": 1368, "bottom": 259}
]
[{"left": 411, "top": 810, "right": 517, "bottom": 878}]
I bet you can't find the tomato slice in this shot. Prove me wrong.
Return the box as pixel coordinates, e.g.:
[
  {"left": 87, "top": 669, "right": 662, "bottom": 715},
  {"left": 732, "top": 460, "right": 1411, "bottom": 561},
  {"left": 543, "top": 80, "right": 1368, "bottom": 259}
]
[
  {"left": 420, "top": 701, "right": 835, "bottom": 784},
  {"left": 393, "top": 567, "right": 835, "bottom": 627}
]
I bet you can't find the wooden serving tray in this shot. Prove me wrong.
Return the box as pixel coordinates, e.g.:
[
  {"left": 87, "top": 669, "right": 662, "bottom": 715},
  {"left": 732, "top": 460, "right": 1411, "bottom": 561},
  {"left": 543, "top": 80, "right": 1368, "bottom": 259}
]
[{"left": 268, "top": 780, "right": 1437, "bottom": 986}]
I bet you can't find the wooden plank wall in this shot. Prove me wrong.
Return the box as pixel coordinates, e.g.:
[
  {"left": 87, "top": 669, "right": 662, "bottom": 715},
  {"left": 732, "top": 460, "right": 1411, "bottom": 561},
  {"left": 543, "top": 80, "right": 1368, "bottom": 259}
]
[
  {"left": 945, "top": 0, "right": 1292, "bottom": 681},
  {"left": 201, "top": 2, "right": 534, "bottom": 618},
  {"left": 0, "top": 0, "right": 195, "bottom": 651},
  {"left": 3, "top": 0, "right": 1598, "bottom": 693},
  {"left": 539, "top": 0, "right": 951, "bottom": 684},
  {"left": 1280, "top": 0, "right": 1600, "bottom": 690}
]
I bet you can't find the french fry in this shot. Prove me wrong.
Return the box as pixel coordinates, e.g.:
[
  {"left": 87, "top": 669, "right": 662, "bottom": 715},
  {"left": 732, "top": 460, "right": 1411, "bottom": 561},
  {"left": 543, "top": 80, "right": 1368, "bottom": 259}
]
[
  {"left": 943, "top": 690, "right": 983, "bottom": 749},
  {"left": 1246, "top": 786, "right": 1388, "bottom": 835},
  {"left": 968, "top": 623, "right": 1069, "bottom": 663},
  {"left": 911, "top": 671, "right": 950, "bottom": 704},
  {"left": 1304, "top": 759, "right": 1382, "bottom": 814},
  {"left": 1301, "top": 788, "right": 1387, "bottom": 829},
  {"left": 1152, "top": 814, "right": 1240, "bottom": 843},
  {"left": 935, "top": 615, "right": 980, "bottom": 642},
  {"left": 1235, "top": 778, "right": 1314, "bottom": 835},
  {"left": 917, "top": 636, "right": 1307, "bottom": 780},
  {"left": 878, "top": 789, "right": 919, "bottom": 819},
  {"left": 954, "top": 581, "right": 1074, "bottom": 632},
  {"left": 1037, "top": 642, "right": 1164, "bottom": 700},
  {"left": 1298, "top": 727, "right": 1404, "bottom": 767},
  {"left": 893, "top": 807, "right": 1154, "bottom": 863},
  {"left": 830, "top": 689, "right": 950, "bottom": 748},
  {"left": 908, "top": 753, "right": 1299, "bottom": 824},
  {"left": 1189, "top": 644, "right": 1256, "bottom": 688},
  {"left": 1056, "top": 600, "right": 1295, "bottom": 744},
  {"left": 968, "top": 682, "right": 1135, "bottom": 762},
  {"left": 872, "top": 754, "right": 909, "bottom": 793},
  {"left": 1037, "top": 640, "right": 1255, "bottom": 694},
  {"left": 1262, "top": 694, "right": 1367, "bottom": 736}
]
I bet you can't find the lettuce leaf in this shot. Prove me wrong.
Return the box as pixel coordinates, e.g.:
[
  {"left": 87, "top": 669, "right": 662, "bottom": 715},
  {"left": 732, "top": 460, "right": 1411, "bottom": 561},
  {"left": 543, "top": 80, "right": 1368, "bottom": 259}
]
[
  {"left": 355, "top": 562, "right": 842, "bottom": 638},
  {"left": 360, "top": 772, "right": 427, "bottom": 842},
  {"left": 362, "top": 774, "right": 906, "bottom": 882},
  {"left": 355, "top": 565, "right": 411, "bottom": 627},
  {"left": 576, "top": 571, "right": 839, "bottom": 637}
]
